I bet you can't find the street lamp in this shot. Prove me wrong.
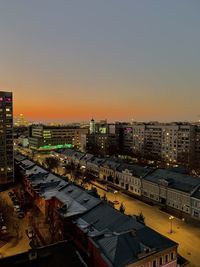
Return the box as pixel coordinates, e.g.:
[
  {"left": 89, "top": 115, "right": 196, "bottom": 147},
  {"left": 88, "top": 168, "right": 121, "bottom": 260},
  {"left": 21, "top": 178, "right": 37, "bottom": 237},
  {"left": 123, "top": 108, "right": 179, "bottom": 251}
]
[
  {"left": 169, "top": 216, "right": 174, "bottom": 234},
  {"left": 26, "top": 228, "right": 37, "bottom": 248},
  {"left": 113, "top": 190, "right": 118, "bottom": 204}
]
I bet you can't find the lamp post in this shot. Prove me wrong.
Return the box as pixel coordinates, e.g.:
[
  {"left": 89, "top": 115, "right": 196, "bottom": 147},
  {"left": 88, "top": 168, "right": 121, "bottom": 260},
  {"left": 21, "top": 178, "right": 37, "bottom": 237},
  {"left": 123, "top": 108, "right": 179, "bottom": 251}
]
[
  {"left": 26, "top": 228, "right": 37, "bottom": 248},
  {"left": 169, "top": 216, "right": 174, "bottom": 234},
  {"left": 114, "top": 190, "right": 118, "bottom": 204}
]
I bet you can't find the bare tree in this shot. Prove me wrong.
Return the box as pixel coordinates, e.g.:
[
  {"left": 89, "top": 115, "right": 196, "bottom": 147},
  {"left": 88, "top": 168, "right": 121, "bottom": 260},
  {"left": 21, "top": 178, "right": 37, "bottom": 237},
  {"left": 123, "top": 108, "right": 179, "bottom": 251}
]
[{"left": 45, "top": 157, "right": 60, "bottom": 173}]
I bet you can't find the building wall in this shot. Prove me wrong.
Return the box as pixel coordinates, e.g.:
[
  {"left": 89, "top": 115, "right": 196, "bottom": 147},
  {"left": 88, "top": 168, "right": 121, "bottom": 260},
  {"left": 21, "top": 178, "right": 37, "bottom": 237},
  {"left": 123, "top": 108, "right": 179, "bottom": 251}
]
[
  {"left": 141, "top": 180, "right": 160, "bottom": 202},
  {"left": 0, "top": 91, "right": 14, "bottom": 185},
  {"left": 130, "top": 123, "right": 196, "bottom": 165},
  {"left": 115, "top": 170, "right": 142, "bottom": 196},
  {"left": 191, "top": 197, "right": 200, "bottom": 219},
  {"left": 127, "top": 247, "right": 177, "bottom": 267},
  {"left": 29, "top": 125, "right": 87, "bottom": 150},
  {"left": 166, "top": 189, "right": 190, "bottom": 214},
  {"left": 99, "top": 166, "right": 115, "bottom": 180}
]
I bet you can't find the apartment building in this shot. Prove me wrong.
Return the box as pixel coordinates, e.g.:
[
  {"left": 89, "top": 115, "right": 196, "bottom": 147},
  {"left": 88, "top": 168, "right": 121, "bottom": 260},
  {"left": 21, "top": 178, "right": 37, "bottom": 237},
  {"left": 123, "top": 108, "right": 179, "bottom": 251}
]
[
  {"left": 194, "top": 125, "right": 200, "bottom": 169},
  {"left": 130, "top": 122, "right": 196, "bottom": 164},
  {"left": 0, "top": 91, "right": 14, "bottom": 186},
  {"left": 29, "top": 124, "right": 88, "bottom": 150}
]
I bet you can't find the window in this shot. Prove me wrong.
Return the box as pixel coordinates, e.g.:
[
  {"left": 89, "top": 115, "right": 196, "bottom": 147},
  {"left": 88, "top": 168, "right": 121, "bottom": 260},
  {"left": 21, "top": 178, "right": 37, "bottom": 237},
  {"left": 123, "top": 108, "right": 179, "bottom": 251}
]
[
  {"left": 165, "top": 254, "right": 168, "bottom": 263},
  {"left": 153, "top": 260, "right": 156, "bottom": 267},
  {"left": 159, "top": 257, "right": 163, "bottom": 265},
  {"left": 171, "top": 252, "right": 174, "bottom": 260}
]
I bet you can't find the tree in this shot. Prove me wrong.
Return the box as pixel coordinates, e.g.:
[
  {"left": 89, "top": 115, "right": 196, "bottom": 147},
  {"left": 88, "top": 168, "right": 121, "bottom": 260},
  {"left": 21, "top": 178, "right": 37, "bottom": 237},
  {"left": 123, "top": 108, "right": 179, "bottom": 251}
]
[
  {"left": 102, "top": 193, "right": 107, "bottom": 201},
  {"left": 136, "top": 212, "right": 145, "bottom": 224},
  {"left": 119, "top": 202, "right": 125, "bottom": 213},
  {"left": 45, "top": 157, "right": 59, "bottom": 172}
]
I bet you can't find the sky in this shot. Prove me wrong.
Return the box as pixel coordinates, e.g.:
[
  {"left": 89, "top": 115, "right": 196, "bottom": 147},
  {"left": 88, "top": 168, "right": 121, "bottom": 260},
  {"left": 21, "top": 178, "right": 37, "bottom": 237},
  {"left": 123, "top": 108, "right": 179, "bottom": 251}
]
[{"left": 0, "top": 0, "right": 200, "bottom": 123}]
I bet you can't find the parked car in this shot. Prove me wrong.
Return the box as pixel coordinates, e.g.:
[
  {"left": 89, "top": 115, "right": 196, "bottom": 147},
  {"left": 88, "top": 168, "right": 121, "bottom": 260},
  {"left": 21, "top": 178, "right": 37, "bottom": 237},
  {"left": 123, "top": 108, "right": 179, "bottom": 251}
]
[
  {"left": 8, "top": 191, "right": 14, "bottom": 197},
  {"left": 13, "top": 200, "right": 21, "bottom": 205},
  {"left": 17, "top": 212, "right": 25, "bottom": 219},
  {"left": 14, "top": 205, "right": 21, "bottom": 211},
  {"left": 1, "top": 226, "right": 8, "bottom": 234},
  {"left": 11, "top": 196, "right": 17, "bottom": 202}
]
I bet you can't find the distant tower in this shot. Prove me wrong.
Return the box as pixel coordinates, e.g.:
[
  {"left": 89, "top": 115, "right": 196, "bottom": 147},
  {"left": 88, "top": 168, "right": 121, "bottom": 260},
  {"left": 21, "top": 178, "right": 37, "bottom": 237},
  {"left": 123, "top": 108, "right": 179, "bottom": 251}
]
[
  {"left": 0, "top": 91, "right": 14, "bottom": 187},
  {"left": 15, "top": 113, "right": 29, "bottom": 127},
  {"left": 89, "top": 118, "right": 95, "bottom": 134}
]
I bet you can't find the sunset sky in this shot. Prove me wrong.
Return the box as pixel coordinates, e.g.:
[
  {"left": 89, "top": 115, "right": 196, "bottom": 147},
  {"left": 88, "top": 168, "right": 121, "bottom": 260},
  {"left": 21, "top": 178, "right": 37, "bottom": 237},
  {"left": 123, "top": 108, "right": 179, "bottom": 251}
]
[{"left": 0, "top": 0, "right": 200, "bottom": 123}]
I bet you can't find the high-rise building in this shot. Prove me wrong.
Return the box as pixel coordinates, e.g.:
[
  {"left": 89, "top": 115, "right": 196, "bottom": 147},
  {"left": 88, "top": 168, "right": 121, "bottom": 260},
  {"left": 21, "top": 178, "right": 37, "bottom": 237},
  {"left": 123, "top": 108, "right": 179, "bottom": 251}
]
[
  {"left": 14, "top": 113, "right": 29, "bottom": 127},
  {"left": 130, "top": 122, "right": 196, "bottom": 164},
  {"left": 0, "top": 91, "right": 14, "bottom": 186}
]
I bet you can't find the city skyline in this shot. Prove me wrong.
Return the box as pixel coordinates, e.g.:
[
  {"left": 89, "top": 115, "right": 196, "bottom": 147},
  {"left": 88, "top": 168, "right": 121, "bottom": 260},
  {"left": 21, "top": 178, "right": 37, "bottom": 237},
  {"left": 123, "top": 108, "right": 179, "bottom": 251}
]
[{"left": 1, "top": 1, "right": 200, "bottom": 122}]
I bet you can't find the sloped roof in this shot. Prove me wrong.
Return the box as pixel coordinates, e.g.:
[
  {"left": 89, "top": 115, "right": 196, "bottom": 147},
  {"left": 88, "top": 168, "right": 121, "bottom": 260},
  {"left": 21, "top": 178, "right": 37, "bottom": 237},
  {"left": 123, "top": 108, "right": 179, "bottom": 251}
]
[
  {"left": 191, "top": 186, "right": 200, "bottom": 199},
  {"left": 96, "top": 228, "right": 177, "bottom": 267},
  {"left": 20, "top": 159, "right": 36, "bottom": 170},
  {"left": 144, "top": 169, "right": 200, "bottom": 193},
  {"left": 102, "top": 160, "right": 121, "bottom": 170},
  {"left": 55, "top": 184, "right": 102, "bottom": 217},
  {"left": 76, "top": 202, "right": 143, "bottom": 235},
  {"left": 80, "top": 153, "right": 94, "bottom": 162},
  {"left": 116, "top": 164, "right": 151, "bottom": 178},
  {"left": 14, "top": 153, "right": 26, "bottom": 162},
  {"left": 87, "top": 157, "right": 106, "bottom": 166}
]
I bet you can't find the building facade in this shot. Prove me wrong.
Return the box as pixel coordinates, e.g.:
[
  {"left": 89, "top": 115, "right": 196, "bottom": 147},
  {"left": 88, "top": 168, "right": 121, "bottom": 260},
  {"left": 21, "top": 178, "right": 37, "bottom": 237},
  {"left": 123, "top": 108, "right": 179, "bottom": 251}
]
[
  {"left": 0, "top": 91, "right": 14, "bottom": 186},
  {"left": 29, "top": 124, "right": 88, "bottom": 151},
  {"left": 131, "top": 122, "right": 196, "bottom": 164}
]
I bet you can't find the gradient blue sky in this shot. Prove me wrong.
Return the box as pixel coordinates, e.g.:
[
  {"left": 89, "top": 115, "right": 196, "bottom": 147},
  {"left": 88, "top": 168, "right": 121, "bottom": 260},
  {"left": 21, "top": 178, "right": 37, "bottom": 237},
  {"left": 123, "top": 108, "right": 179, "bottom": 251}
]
[{"left": 0, "top": 0, "right": 200, "bottom": 122}]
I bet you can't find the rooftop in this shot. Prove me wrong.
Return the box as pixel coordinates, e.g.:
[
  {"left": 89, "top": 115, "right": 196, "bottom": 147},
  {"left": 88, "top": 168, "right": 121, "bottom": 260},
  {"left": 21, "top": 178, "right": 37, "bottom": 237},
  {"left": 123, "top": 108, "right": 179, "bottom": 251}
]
[
  {"left": 144, "top": 169, "right": 200, "bottom": 193},
  {"left": 0, "top": 241, "right": 84, "bottom": 267},
  {"left": 116, "top": 164, "right": 151, "bottom": 178}
]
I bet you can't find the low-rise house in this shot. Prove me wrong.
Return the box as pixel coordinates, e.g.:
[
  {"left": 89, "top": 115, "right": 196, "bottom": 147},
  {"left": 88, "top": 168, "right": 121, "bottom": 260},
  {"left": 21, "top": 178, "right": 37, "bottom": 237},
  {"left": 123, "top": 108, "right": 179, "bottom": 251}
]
[
  {"left": 59, "top": 149, "right": 85, "bottom": 166},
  {"left": 53, "top": 183, "right": 102, "bottom": 218},
  {"left": 59, "top": 149, "right": 76, "bottom": 164},
  {"left": 79, "top": 153, "right": 94, "bottom": 168},
  {"left": 191, "top": 186, "right": 200, "bottom": 220},
  {"left": 70, "top": 151, "right": 85, "bottom": 166},
  {"left": 75, "top": 202, "right": 178, "bottom": 267},
  {"left": 142, "top": 169, "right": 200, "bottom": 215},
  {"left": 24, "top": 166, "right": 66, "bottom": 217},
  {"left": 99, "top": 159, "right": 121, "bottom": 181},
  {"left": 86, "top": 157, "right": 106, "bottom": 178},
  {"left": 114, "top": 164, "right": 152, "bottom": 196}
]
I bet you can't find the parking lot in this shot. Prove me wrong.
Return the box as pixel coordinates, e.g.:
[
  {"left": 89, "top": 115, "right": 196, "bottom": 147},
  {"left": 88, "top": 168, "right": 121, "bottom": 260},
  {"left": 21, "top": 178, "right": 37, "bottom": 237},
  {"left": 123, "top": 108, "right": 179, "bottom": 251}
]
[{"left": 0, "top": 189, "right": 30, "bottom": 257}]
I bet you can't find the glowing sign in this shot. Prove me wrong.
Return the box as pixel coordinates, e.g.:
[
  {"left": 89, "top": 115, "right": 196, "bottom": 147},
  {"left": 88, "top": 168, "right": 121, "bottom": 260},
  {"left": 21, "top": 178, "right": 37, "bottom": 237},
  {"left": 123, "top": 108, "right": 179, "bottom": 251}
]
[{"left": 39, "top": 143, "right": 73, "bottom": 150}]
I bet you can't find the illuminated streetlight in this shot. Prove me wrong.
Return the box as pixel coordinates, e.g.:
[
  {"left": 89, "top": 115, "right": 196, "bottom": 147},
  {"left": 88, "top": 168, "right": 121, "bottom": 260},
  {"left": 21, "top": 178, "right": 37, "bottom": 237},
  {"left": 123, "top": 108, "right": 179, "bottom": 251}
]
[
  {"left": 113, "top": 190, "right": 119, "bottom": 204},
  {"left": 169, "top": 216, "right": 174, "bottom": 234}
]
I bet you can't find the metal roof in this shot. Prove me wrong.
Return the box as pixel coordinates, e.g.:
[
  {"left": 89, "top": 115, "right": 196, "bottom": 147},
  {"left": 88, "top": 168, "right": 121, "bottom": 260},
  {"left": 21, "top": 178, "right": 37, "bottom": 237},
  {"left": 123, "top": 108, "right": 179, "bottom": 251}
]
[{"left": 144, "top": 169, "right": 200, "bottom": 194}]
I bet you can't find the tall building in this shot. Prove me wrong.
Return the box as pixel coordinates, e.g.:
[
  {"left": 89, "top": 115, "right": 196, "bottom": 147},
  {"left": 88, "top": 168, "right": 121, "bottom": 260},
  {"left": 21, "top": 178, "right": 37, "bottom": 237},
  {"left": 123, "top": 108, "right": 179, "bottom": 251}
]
[
  {"left": 0, "top": 91, "right": 14, "bottom": 186},
  {"left": 14, "top": 113, "right": 29, "bottom": 127},
  {"left": 130, "top": 122, "right": 196, "bottom": 164},
  {"left": 81, "top": 120, "right": 124, "bottom": 155}
]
